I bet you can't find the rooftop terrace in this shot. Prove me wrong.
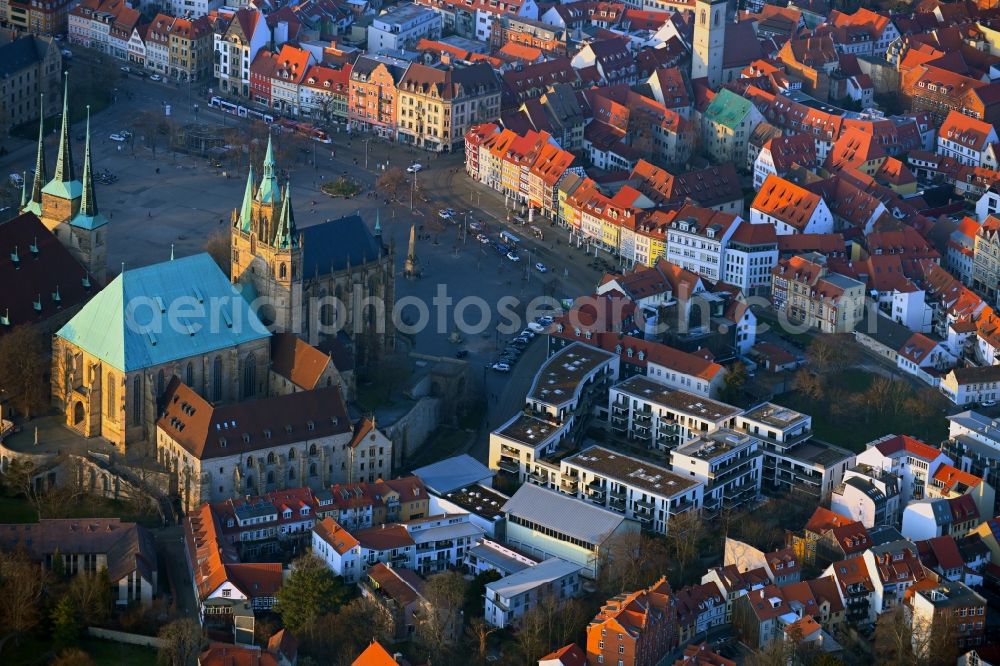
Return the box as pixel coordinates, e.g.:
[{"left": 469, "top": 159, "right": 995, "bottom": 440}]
[
  {"left": 529, "top": 343, "right": 615, "bottom": 407},
  {"left": 564, "top": 445, "right": 700, "bottom": 497},
  {"left": 613, "top": 376, "right": 740, "bottom": 421}
]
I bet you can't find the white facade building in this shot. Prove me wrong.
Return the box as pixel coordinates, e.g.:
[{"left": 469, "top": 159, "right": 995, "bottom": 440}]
[
  {"left": 368, "top": 3, "right": 443, "bottom": 53},
  {"left": 484, "top": 558, "right": 582, "bottom": 628}
]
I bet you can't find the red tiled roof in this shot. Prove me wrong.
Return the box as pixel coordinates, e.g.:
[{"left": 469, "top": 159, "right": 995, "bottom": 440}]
[
  {"left": 870, "top": 434, "right": 943, "bottom": 461},
  {"left": 753, "top": 174, "right": 824, "bottom": 230}
]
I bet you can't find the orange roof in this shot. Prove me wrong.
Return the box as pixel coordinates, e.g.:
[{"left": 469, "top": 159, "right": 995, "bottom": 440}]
[
  {"left": 314, "top": 516, "right": 360, "bottom": 555},
  {"left": 939, "top": 110, "right": 996, "bottom": 151},
  {"left": 541, "top": 644, "right": 587, "bottom": 666},
  {"left": 200, "top": 644, "right": 278, "bottom": 666},
  {"left": 932, "top": 463, "right": 983, "bottom": 493},
  {"left": 498, "top": 42, "right": 543, "bottom": 62},
  {"left": 270, "top": 333, "right": 333, "bottom": 391},
  {"left": 785, "top": 615, "right": 822, "bottom": 638},
  {"left": 353, "top": 641, "right": 398, "bottom": 666},
  {"left": 870, "top": 434, "right": 943, "bottom": 461},
  {"left": 752, "top": 174, "right": 823, "bottom": 230},
  {"left": 804, "top": 507, "right": 854, "bottom": 534}
]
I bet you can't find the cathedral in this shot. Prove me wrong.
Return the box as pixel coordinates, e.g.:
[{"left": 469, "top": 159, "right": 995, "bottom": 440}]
[
  {"left": 22, "top": 78, "right": 107, "bottom": 283},
  {"left": 230, "top": 137, "right": 396, "bottom": 365}
]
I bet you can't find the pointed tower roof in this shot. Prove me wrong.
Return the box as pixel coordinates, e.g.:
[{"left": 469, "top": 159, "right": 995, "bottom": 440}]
[
  {"left": 238, "top": 163, "right": 256, "bottom": 232},
  {"left": 70, "top": 107, "right": 107, "bottom": 231},
  {"left": 374, "top": 209, "right": 382, "bottom": 239},
  {"left": 273, "top": 181, "right": 299, "bottom": 249},
  {"left": 24, "top": 95, "right": 46, "bottom": 215},
  {"left": 42, "top": 74, "right": 82, "bottom": 201},
  {"left": 256, "top": 134, "right": 279, "bottom": 204},
  {"left": 20, "top": 172, "right": 28, "bottom": 209}
]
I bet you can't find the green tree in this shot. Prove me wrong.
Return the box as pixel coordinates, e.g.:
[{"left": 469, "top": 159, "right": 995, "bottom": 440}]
[
  {"left": 275, "top": 554, "right": 351, "bottom": 641},
  {"left": 52, "top": 595, "right": 81, "bottom": 650},
  {"left": 68, "top": 569, "right": 112, "bottom": 627}
]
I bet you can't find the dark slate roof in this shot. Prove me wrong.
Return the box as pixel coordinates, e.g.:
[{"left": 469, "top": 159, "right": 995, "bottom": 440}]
[
  {"left": 0, "top": 35, "right": 44, "bottom": 77},
  {"left": 301, "top": 214, "right": 384, "bottom": 275}
]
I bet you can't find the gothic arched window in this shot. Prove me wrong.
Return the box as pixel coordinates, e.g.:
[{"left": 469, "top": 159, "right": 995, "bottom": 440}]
[
  {"left": 212, "top": 356, "right": 223, "bottom": 402},
  {"left": 242, "top": 353, "right": 256, "bottom": 398},
  {"left": 106, "top": 373, "right": 116, "bottom": 420},
  {"left": 186, "top": 362, "right": 194, "bottom": 387},
  {"left": 279, "top": 263, "right": 287, "bottom": 279},
  {"left": 132, "top": 376, "right": 141, "bottom": 426}
]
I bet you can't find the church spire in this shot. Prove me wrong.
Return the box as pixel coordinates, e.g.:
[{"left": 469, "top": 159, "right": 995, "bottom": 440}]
[
  {"left": 20, "top": 171, "right": 28, "bottom": 209},
  {"left": 274, "top": 180, "right": 298, "bottom": 249},
  {"left": 79, "top": 106, "right": 97, "bottom": 217},
  {"left": 374, "top": 209, "right": 382, "bottom": 240},
  {"left": 26, "top": 94, "right": 46, "bottom": 214},
  {"left": 52, "top": 74, "right": 75, "bottom": 185},
  {"left": 239, "top": 163, "right": 256, "bottom": 232},
  {"left": 256, "top": 134, "right": 279, "bottom": 204}
]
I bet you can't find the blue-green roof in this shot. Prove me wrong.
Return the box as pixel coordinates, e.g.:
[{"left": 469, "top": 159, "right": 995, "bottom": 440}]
[
  {"left": 56, "top": 253, "right": 270, "bottom": 372},
  {"left": 41, "top": 179, "right": 83, "bottom": 200},
  {"left": 69, "top": 211, "right": 108, "bottom": 230},
  {"left": 703, "top": 89, "right": 754, "bottom": 131}
]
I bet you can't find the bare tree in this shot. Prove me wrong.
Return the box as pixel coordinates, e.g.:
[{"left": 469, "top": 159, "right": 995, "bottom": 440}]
[
  {"left": 806, "top": 335, "right": 857, "bottom": 373},
  {"left": 791, "top": 369, "right": 824, "bottom": 402},
  {"left": 0, "top": 323, "right": 49, "bottom": 419},
  {"left": 465, "top": 618, "right": 498, "bottom": 664},
  {"left": 157, "top": 618, "right": 205, "bottom": 666},
  {"left": 0, "top": 549, "right": 46, "bottom": 641},
  {"left": 873, "top": 606, "right": 913, "bottom": 666},
  {"left": 376, "top": 167, "right": 407, "bottom": 201},
  {"left": 598, "top": 530, "right": 670, "bottom": 595},
  {"left": 667, "top": 509, "right": 704, "bottom": 570},
  {"left": 417, "top": 570, "right": 468, "bottom": 659},
  {"left": 68, "top": 569, "right": 112, "bottom": 627},
  {"left": 51, "top": 649, "right": 96, "bottom": 666}
]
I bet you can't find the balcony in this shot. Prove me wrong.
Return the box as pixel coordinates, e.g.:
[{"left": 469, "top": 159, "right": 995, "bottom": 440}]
[
  {"left": 635, "top": 513, "right": 653, "bottom": 525},
  {"left": 560, "top": 476, "right": 579, "bottom": 491},
  {"left": 497, "top": 458, "right": 520, "bottom": 474},
  {"left": 500, "top": 444, "right": 520, "bottom": 456},
  {"left": 634, "top": 498, "right": 655, "bottom": 510},
  {"left": 609, "top": 487, "right": 627, "bottom": 500},
  {"left": 611, "top": 403, "right": 628, "bottom": 415},
  {"left": 529, "top": 470, "right": 549, "bottom": 485},
  {"left": 633, "top": 411, "right": 652, "bottom": 424}
]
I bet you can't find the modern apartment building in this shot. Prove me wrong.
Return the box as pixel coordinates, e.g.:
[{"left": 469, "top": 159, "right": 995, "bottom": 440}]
[
  {"left": 737, "top": 403, "right": 855, "bottom": 499},
  {"left": 559, "top": 445, "right": 704, "bottom": 535},
  {"left": 489, "top": 412, "right": 569, "bottom": 485},
  {"left": 608, "top": 376, "right": 741, "bottom": 451},
  {"left": 484, "top": 558, "right": 582, "bottom": 628},
  {"left": 671, "top": 429, "right": 763, "bottom": 518},
  {"left": 526, "top": 343, "right": 618, "bottom": 432}
]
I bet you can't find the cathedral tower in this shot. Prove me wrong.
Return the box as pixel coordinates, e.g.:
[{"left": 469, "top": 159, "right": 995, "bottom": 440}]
[
  {"left": 230, "top": 135, "right": 304, "bottom": 332},
  {"left": 29, "top": 76, "right": 108, "bottom": 282},
  {"left": 692, "top": 0, "right": 727, "bottom": 89}
]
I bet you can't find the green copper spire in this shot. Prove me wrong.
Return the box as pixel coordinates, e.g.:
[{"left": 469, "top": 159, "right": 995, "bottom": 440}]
[
  {"left": 239, "top": 163, "right": 256, "bottom": 232},
  {"left": 374, "top": 209, "right": 382, "bottom": 238},
  {"left": 53, "top": 74, "right": 74, "bottom": 184},
  {"left": 256, "top": 134, "right": 279, "bottom": 204},
  {"left": 274, "top": 181, "right": 298, "bottom": 249},
  {"left": 20, "top": 171, "right": 28, "bottom": 209},
  {"left": 79, "top": 107, "right": 97, "bottom": 216},
  {"left": 25, "top": 95, "right": 46, "bottom": 215},
  {"left": 69, "top": 106, "right": 107, "bottom": 231}
]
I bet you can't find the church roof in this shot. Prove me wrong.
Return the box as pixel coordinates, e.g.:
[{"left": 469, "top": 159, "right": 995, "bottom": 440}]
[
  {"left": 301, "top": 214, "right": 383, "bottom": 275},
  {"left": 56, "top": 253, "right": 270, "bottom": 372}
]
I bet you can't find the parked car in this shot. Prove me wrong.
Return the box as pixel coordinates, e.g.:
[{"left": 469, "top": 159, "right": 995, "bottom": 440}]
[
  {"left": 507, "top": 251, "right": 521, "bottom": 262},
  {"left": 439, "top": 210, "right": 452, "bottom": 220},
  {"left": 527, "top": 322, "right": 546, "bottom": 333},
  {"left": 491, "top": 363, "right": 511, "bottom": 372},
  {"left": 468, "top": 221, "right": 481, "bottom": 231},
  {"left": 982, "top": 400, "right": 997, "bottom": 408},
  {"left": 476, "top": 233, "right": 490, "bottom": 244},
  {"left": 535, "top": 262, "right": 548, "bottom": 273},
  {"left": 149, "top": 74, "right": 162, "bottom": 82},
  {"left": 61, "top": 49, "right": 73, "bottom": 58},
  {"left": 120, "top": 66, "right": 130, "bottom": 73},
  {"left": 536, "top": 315, "right": 554, "bottom": 325},
  {"left": 8, "top": 173, "right": 23, "bottom": 187},
  {"left": 519, "top": 329, "right": 535, "bottom": 339},
  {"left": 109, "top": 133, "right": 127, "bottom": 142},
  {"left": 406, "top": 163, "right": 423, "bottom": 173}
]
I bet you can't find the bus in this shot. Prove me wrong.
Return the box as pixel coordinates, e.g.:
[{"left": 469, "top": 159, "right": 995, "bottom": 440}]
[
  {"left": 500, "top": 231, "right": 521, "bottom": 246},
  {"left": 529, "top": 225, "right": 544, "bottom": 240}
]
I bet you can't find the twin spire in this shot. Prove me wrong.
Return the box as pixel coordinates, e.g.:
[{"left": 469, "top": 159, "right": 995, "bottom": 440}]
[
  {"left": 28, "top": 73, "right": 93, "bottom": 215},
  {"left": 237, "top": 133, "right": 297, "bottom": 249}
]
